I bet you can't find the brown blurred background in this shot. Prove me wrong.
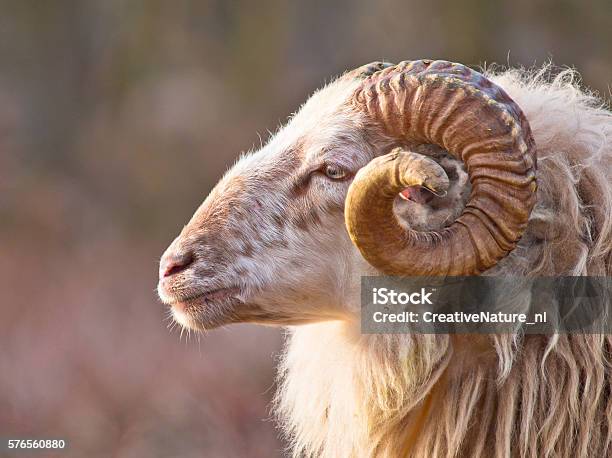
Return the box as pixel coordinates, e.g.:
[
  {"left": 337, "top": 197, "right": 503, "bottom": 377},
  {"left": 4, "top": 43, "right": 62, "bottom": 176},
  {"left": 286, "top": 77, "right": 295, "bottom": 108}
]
[{"left": 0, "top": 1, "right": 609, "bottom": 457}]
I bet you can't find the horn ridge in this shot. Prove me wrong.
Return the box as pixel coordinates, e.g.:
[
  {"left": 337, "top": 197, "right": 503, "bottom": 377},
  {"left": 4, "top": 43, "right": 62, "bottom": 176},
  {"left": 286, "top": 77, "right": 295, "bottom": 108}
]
[{"left": 345, "top": 60, "right": 537, "bottom": 276}]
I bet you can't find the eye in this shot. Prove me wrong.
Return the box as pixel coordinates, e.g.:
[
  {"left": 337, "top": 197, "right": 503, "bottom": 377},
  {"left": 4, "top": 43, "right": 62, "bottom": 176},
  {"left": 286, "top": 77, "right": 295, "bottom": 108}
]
[{"left": 323, "top": 164, "right": 347, "bottom": 180}]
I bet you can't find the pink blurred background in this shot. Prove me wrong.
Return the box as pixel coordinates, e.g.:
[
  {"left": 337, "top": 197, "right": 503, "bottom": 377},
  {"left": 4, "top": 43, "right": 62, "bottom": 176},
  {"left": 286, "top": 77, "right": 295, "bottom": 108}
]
[{"left": 0, "top": 1, "right": 609, "bottom": 456}]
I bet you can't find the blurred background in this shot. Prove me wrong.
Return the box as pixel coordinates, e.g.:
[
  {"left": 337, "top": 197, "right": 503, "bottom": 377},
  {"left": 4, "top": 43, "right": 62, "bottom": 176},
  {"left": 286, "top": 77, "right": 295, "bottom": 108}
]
[{"left": 0, "top": 1, "right": 609, "bottom": 456}]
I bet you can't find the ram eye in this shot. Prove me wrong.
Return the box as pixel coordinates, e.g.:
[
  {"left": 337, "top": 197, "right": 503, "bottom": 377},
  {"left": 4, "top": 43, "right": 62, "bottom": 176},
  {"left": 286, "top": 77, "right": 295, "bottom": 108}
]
[{"left": 323, "top": 164, "right": 347, "bottom": 180}]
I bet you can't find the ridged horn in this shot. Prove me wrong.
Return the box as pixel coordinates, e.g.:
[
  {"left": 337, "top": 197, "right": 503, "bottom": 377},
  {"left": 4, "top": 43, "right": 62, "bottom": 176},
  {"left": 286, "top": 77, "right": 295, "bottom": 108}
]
[{"left": 345, "top": 60, "right": 537, "bottom": 276}]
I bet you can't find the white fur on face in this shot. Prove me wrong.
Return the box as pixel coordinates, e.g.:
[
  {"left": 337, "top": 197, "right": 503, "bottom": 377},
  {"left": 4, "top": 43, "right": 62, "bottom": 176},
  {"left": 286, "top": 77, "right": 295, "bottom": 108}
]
[{"left": 159, "top": 77, "right": 382, "bottom": 329}]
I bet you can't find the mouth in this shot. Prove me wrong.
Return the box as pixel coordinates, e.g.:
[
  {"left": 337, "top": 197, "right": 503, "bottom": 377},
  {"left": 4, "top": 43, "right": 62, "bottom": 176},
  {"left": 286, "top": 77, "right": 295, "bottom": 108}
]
[
  {"left": 161, "top": 286, "right": 245, "bottom": 330},
  {"left": 183, "top": 286, "right": 242, "bottom": 304}
]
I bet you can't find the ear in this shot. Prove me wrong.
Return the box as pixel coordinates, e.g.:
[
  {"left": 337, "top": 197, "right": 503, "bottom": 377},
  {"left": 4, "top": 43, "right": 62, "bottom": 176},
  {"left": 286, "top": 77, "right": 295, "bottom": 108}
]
[
  {"left": 394, "top": 152, "right": 470, "bottom": 232},
  {"left": 399, "top": 186, "right": 437, "bottom": 204}
]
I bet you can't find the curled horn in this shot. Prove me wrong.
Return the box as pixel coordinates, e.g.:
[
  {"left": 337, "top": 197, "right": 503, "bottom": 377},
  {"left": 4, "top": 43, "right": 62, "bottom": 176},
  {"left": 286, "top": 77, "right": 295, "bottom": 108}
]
[{"left": 345, "top": 60, "right": 537, "bottom": 276}]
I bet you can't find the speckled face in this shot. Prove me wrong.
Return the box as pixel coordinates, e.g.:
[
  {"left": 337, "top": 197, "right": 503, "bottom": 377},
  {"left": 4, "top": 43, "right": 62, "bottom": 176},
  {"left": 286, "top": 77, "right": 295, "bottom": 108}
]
[
  {"left": 157, "top": 77, "right": 379, "bottom": 330},
  {"left": 157, "top": 58, "right": 531, "bottom": 330}
]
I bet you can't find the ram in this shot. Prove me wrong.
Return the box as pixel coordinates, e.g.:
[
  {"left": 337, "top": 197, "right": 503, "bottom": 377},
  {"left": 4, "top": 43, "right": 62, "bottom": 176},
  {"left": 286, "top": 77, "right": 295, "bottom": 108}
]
[{"left": 158, "top": 60, "right": 612, "bottom": 457}]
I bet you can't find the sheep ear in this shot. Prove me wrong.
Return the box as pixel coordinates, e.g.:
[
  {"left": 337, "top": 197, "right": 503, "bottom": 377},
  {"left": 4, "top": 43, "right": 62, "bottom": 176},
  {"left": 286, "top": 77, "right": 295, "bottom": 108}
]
[{"left": 342, "top": 61, "right": 393, "bottom": 80}]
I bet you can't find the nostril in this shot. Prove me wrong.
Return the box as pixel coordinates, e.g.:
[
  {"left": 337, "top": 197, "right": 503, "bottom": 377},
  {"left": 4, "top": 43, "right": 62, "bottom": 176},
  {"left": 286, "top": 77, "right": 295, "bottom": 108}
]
[{"left": 162, "top": 252, "right": 195, "bottom": 278}]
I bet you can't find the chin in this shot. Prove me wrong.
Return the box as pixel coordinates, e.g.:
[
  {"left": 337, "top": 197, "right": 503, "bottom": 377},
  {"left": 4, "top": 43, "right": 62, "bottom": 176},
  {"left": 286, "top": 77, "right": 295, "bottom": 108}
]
[
  {"left": 170, "top": 303, "right": 203, "bottom": 330},
  {"left": 169, "top": 300, "right": 241, "bottom": 330}
]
